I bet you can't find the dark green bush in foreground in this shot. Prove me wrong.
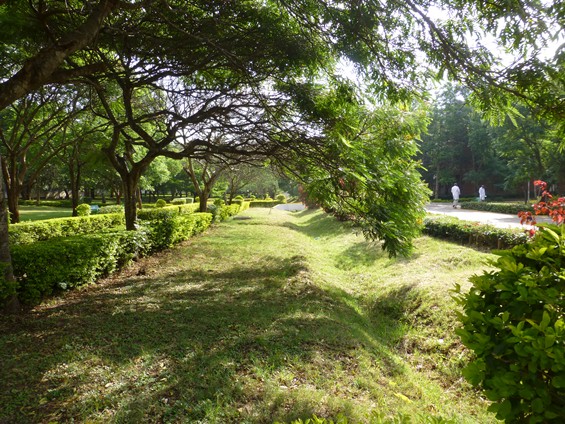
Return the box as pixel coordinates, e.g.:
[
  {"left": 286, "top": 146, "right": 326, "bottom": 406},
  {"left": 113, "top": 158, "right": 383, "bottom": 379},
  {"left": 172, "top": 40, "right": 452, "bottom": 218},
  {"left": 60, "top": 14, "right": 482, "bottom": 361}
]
[
  {"left": 423, "top": 215, "right": 528, "bottom": 249},
  {"left": 455, "top": 225, "right": 565, "bottom": 422},
  {"left": 11, "top": 231, "right": 151, "bottom": 304},
  {"left": 5, "top": 212, "right": 213, "bottom": 305}
]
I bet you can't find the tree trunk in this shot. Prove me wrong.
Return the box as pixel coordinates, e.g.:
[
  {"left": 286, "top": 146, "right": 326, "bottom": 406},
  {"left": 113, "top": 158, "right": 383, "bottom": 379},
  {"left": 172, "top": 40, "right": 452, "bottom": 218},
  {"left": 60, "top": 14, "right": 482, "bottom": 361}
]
[
  {"left": 0, "top": 155, "right": 19, "bottom": 313},
  {"left": 70, "top": 161, "right": 81, "bottom": 216},
  {"left": 199, "top": 191, "right": 209, "bottom": 213},
  {"left": 122, "top": 174, "right": 140, "bottom": 230}
]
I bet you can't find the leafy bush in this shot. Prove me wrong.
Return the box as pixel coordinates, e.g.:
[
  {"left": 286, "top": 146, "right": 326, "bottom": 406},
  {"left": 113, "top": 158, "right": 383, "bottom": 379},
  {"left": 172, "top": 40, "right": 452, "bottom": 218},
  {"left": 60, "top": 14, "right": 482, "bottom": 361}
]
[
  {"left": 98, "top": 204, "right": 124, "bottom": 214},
  {"left": 9, "top": 213, "right": 125, "bottom": 245},
  {"left": 455, "top": 224, "right": 565, "bottom": 422},
  {"left": 460, "top": 201, "right": 533, "bottom": 215},
  {"left": 171, "top": 198, "right": 187, "bottom": 205},
  {"left": 11, "top": 231, "right": 151, "bottom": 304},
  {"left": 155, "top": 198, "right": 167, "bottom": 208},
  {"left": 75, "top": 203, "right": 91, "bottom": 216},
  {"left": 144, "top": 212, "right": 213, "bottom": 250},
  {"left": 249, "top": 200, "right": 284, "bottom": 208},
  {"left": 276, "top": 193, "right": 287, "bottom": 203},
  {"left": 137, "top": 204, "right": 199, "bottom": 221},
  {"left": 423, "top": 215, "right": 528, "bottom": 249},
  {"left": 234, "top": 195, "right": 244, "bottom": 201}
]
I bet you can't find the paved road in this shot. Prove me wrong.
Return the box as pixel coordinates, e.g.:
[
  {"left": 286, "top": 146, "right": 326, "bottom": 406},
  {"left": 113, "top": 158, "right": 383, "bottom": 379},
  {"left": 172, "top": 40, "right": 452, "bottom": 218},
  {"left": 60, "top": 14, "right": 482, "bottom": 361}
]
[
  {"left": 273, "top": 202, "right": 550, "bottom": 229},
  {"left": 425, "top": 203, "right": 551, "bottom": 229}
]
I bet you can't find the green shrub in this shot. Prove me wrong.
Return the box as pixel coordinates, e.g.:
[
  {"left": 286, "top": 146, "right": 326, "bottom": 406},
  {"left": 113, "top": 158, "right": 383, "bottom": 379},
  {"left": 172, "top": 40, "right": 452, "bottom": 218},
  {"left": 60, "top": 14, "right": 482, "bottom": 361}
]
[
  {"left": 455, "top": 224, "right": 565, "bottom": 422},
  {"left": 98, "top": 204, "right": 124, "bottom": 214},
  {"left": 276, "top": 193, "right": 287, "bottom": 203},
  {"left": 137, "top": 204, "right": 199, "bottom": 221},
  {"left": 9, "top": 213, "right": 125, "bottom": 245},
  {"left": 234, "top": 195, "right": 244, "bottom": 201},
  {"left": 11, "top": 231, "right": 151, "bottom": 304},
  {"left": 155, "top": 198, "right": 167, "bottom": 208},
  {"left": 0, "top": 263, "right": 17, "bottom": 305},
  {"left": 75, "top": 203, "right": 91, "bottom": 216},
  {"left": 213, "top": 198, "right": 225, "bottom": 207},
  {"left": 249, "top": 200, "right": 284, "bottom": 208},
  {"left": 423, "top": 215, "right": 528, "bottom": 249},
  {"left": 144, "top": 212, "right": 212, "bottom": 250},
  {"left": 460, "top": 201, "right": 534, "bottom": 215},
  {"left": 171, "top": 198, "right": 187, "bottom": 205}
]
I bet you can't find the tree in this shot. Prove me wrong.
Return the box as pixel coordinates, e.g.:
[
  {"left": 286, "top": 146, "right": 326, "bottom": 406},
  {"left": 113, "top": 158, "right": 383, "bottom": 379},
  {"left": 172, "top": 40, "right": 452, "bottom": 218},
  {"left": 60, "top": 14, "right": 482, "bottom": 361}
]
[{"left": 183, "top": 156, "right": 229, "bottom": 213}]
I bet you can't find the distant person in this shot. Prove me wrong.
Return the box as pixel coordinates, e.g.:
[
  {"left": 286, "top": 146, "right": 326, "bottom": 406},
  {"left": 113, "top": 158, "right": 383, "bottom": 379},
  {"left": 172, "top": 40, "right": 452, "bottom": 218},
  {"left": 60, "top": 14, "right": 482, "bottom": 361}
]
[
  {"left": 479, "top": 185, "right": 486, "bottom": 201},
  {"left": 451, "top": 183, "right": 461, "bottom": 208}
]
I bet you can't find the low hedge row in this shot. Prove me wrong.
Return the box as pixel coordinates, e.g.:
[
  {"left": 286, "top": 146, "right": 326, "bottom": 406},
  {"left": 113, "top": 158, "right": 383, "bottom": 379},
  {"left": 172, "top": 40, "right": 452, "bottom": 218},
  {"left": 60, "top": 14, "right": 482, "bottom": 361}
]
[
  {"left": 459, "top": 201, "right": 533, "bottom": 215},
  {"left": 423, "top": 215, "right": 528, "bottom": 249},
  {"left": 208, "top": 201, "right": 250, "bottom": 222},
  {"left": 248, "top": 200, "right": 284, "bottom": 208},
  {"left": 137, "top": 203, "right": 200, "bottom": 220},
  {"left": 10, "top": 213, "right": 125, "bottom": 245},
  {"left": 6, "top": 212, "right": 214, "bottom": 305}
]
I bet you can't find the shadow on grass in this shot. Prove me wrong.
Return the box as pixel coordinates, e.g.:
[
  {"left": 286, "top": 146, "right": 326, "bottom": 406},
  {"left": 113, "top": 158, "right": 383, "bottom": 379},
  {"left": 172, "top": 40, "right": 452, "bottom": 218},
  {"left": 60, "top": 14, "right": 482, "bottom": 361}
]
[{"left": 0, "top": 251, "right": 410, "bottom": 423}]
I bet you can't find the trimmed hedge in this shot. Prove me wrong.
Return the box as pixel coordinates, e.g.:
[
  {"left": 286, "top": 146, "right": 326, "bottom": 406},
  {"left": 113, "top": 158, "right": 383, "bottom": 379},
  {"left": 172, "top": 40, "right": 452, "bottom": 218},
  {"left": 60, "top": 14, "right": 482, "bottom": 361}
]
[
  {"left": 460, "top": 201, "right": 534, "bottom": 215},
  {"left": 145, "top": 212, "right": 213, "bottom": 250},
  {"left": 11, "top": 230, "right": 151, "bottom": 304},
  {"left": 9, "top": 213, "right": 125, "bottom": 245},
  {"left": 423, "top": 215, "right": 528, "bottom": 249},
  {"left": 8, "top": 212, "right": 213, "bottom": 305},
  {"left": 207, "top": 201, "right": 250, "bottom": 222},
  {"left": 249, "top": 200, "right": 284, "bottom": 208},
  {"left": 137, "top": 203, "right": 199, "bottom": 220}
]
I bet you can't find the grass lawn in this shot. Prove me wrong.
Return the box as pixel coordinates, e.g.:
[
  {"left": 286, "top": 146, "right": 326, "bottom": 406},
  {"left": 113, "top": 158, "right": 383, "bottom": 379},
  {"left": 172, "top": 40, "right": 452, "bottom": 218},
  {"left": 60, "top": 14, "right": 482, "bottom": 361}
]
[
  {"left": 18, "top": 205, "right": 73, "bottom": 221},
  {"left": 0, "top": 208, "right": 497, "bottom": 423}
]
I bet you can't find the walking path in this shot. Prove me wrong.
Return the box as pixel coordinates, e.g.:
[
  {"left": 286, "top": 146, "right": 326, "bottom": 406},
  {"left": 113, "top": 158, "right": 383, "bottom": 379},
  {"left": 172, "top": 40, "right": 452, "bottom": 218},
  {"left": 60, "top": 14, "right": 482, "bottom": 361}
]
[
  {"left": 275, "top": 202, "right": 551, "bottom": 230},
  {"left": 425, "top": 203, "right": 552, "bottom": 229}
]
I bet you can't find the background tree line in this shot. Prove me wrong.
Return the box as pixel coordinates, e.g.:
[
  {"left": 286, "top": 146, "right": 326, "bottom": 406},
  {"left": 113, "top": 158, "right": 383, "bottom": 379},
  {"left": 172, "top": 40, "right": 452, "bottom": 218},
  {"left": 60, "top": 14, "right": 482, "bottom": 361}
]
[{"left": 420, "top": 83, "right": 565, "bottom": 203}]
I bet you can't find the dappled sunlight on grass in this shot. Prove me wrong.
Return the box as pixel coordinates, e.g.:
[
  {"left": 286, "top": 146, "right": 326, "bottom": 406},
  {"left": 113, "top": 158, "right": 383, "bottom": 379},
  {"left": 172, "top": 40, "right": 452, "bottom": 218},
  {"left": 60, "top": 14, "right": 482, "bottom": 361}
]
[{"left": 0, "top": 208, "right": 497, "bottom": 423}]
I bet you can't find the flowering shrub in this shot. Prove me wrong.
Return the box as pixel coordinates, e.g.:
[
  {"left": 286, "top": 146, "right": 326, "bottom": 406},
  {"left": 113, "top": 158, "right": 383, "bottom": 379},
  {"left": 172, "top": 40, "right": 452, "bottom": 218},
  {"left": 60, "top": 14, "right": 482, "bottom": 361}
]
[{"left": 518, "top": 180, "right": 565, "bottom": 226}]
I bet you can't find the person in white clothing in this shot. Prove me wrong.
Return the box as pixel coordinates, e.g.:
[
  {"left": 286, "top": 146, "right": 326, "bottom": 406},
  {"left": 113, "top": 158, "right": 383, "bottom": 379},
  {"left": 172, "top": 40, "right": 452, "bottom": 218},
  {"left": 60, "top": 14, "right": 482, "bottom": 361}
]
[
  {"left": 479, "top": 185, "right": 486, "bottom": 201},
  {"left": 451, "top": 183, "right": 461, "bottom": 208}
]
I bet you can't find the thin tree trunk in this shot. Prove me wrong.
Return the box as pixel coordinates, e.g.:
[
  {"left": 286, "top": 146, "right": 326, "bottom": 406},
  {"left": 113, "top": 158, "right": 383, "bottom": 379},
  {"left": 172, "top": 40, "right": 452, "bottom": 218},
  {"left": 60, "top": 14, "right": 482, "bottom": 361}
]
[{"left": 0, "top": 155, "right": 19, "bottom": 313}]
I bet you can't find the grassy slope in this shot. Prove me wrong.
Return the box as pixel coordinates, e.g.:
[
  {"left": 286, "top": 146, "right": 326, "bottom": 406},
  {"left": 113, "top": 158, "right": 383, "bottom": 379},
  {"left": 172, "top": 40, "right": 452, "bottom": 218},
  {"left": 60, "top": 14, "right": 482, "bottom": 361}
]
[
  {"left": 18, "top": 205, "right": 73, "bottom": 221},
  {"left": 0, "top": 208, "right": 497, "bottom": 423}
]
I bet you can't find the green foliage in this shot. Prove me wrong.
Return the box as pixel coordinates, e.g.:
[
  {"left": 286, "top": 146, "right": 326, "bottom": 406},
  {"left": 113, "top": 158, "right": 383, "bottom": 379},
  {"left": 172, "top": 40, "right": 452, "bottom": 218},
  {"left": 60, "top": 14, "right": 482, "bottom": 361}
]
[
  {"left": 137, "top": 204, "right": 199, "bottom": 221},
  {"left": 155, "top": 199, "right": 167, "bottom": 208},
  {"left": 297, "top": 97, "right": 431, "bottom": 257},
  {"left": 171, "top": 198, "right": 187, "bottom": 205},
  {"left": 0, "top": 262, "right": 17, "bottom": 304},
  {"left": 9, "top": 214, "right": 125, "bottom": 245},
  {"left": 276, "top": 194, "right": 287, "bottom": 203},
  {"left": 249, "top": 200, "right": 284, "bottom": 208},
  {"left": 144, "top": 213, "right": 213, "bottom": 251},
  {"left": 455, "top": 224, "right": 565, "bottom": 422},
  {"left": 461, "top": 201, "right": 534, "bottom": 215},
  {"left": 98, "top": 204, "right": 125, "bottom": 214},
  {"left": 11, "top": 231, "right": 151, "bottom": 304},
  {"left": 75, "top": 203, "right": 91, "bottom": 216},
  {"left": 19, "top": 199, "right": 74, "bottom": 208},
  {"left": 423, "top": 215, "right": 528, "bottom": 249}
]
